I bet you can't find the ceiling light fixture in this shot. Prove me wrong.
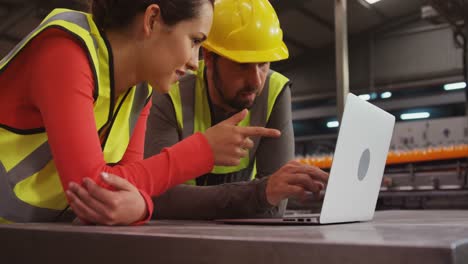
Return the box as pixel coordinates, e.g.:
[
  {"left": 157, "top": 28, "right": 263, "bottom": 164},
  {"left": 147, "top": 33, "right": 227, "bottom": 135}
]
[
  {"left": 400, "top": 112, "right": 430, "bottom": 120},
  {"left": 380, "top": 91, "right": 392, "bottom": 99},
  {"left": 358, "top": 94, "right": 371, "bottom": 101},
  {"left": 444, "top": 82, "right": 466, "bottom": 91},
  {"left": 327, "top": 121, "right": 340, "bottom": 128},
  {"left": 364, "top": 0, "right": 382, "bottom": 4}
]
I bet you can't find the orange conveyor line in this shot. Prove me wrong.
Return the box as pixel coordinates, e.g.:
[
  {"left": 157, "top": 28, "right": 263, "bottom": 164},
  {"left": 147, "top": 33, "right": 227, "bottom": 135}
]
[{"left": 296, "top": 144, "right": 468, "bottom": 169}]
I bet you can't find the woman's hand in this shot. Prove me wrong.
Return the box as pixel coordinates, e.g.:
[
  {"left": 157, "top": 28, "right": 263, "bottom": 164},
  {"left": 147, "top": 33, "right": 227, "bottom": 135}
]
[{"left": 66, "top": 172, "right": 147, "bottom": 225}]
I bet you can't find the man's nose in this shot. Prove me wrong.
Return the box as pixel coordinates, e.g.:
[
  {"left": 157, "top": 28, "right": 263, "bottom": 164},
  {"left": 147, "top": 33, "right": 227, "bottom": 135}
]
[{"left": 246, "top": 64, "right": 262, "bottom": 88}]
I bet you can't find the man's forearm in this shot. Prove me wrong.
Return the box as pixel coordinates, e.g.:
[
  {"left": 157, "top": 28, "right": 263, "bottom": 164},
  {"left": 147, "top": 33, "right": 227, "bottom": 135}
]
[{"left": 152, "top": 177, "right": 280, "bottom": 220}]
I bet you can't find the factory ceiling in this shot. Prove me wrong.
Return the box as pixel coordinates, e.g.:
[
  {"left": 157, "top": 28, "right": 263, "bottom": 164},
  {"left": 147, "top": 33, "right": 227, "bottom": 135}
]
[{"left": 0, "top": 0, "right": 434, "bottom": 58}]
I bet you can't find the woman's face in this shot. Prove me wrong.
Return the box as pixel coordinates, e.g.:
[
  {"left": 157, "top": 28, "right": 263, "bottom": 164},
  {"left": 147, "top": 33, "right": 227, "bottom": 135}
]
[{"left": 141, "top": 2, "right": 213, "bottom": 93}]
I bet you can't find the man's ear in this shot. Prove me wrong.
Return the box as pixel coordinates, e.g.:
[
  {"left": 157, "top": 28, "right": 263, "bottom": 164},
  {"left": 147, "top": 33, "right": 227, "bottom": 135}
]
[{"left": 142, "top": 4, "right": 161, "bottom": 37}]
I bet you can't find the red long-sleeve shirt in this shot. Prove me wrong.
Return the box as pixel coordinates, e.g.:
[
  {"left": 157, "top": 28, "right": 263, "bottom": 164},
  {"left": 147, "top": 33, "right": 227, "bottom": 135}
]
[{"left": 0, "top": 28, "right": 214, "bottom": 223}]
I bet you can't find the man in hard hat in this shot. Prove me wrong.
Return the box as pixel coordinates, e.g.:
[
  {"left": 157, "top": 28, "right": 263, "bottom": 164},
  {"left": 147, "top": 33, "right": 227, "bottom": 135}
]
[
  {"left": 67, "top": 0, "right": 328, "bottom": 223},
  {"left": 144, "top": 0, "right": 327, "bottom": 219}
]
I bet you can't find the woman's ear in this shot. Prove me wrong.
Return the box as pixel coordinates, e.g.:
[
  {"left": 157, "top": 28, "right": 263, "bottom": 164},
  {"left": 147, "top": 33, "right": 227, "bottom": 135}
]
[{"left": 143, "top": 4, "right": 161, "bottom": 37}]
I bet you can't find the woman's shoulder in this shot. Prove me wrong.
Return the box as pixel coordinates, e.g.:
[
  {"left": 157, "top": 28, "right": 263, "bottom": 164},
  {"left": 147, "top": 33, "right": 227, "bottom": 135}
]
[
  {"left": 23, "top": 27, "right": 93, "bottom": 83},
  {"left": 29, "top": 27, "right": 89, "bottom": 61},
  {"left": 24, "top": 27, "right": 95, "bottom": 97}
]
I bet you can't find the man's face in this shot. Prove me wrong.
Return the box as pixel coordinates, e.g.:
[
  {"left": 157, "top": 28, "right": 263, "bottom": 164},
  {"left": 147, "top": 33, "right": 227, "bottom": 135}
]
[{"left": 207, "top": 53, "right": 270, "bottom": 111}]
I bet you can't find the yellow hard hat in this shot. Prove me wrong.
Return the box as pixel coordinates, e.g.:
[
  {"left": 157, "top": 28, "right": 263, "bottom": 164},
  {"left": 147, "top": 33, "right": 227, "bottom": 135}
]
[{"left": 203, "top": 0, "right": 289, "bottom": 63}]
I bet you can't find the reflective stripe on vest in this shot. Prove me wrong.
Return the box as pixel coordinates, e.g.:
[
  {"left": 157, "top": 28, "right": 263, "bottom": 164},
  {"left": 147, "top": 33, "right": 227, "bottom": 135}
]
[
  {"left": 168, "top": 61, "right": 289, "bottom": 181},
  {"left": 0, "top": 9, "right": 152, "bottom": 222}
]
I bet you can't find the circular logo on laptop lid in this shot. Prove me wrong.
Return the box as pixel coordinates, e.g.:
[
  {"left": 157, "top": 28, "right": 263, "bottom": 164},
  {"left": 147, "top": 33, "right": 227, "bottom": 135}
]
[{"left": 358, "top": 148, "right": 371, "bottom": 181}]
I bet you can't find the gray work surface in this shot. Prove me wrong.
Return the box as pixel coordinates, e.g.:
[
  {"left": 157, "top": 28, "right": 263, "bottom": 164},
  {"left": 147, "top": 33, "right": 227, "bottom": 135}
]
[{"left": 0, "top": 210, "right": 467, "bottom": 264}]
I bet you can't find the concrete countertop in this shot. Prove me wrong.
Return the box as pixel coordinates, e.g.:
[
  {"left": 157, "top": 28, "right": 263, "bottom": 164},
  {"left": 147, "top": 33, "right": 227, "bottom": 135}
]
[{"left": 1, "top": 210, "right": 467, "bottom": 264}]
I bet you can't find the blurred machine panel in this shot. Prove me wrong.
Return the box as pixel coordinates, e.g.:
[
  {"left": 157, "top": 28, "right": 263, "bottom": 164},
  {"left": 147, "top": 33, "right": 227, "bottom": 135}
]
[
  {"left": 390, "top": 117, "right": 467, "bottom": 150},
  {"left": 294, "top": 117, "right": 468, "bottom": 211}
]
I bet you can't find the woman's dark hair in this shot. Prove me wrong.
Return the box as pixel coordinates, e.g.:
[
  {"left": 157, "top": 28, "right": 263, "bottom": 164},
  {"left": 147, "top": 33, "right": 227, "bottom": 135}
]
[{"left": 90, "top": 0, "right": 214, "bottom": 31}]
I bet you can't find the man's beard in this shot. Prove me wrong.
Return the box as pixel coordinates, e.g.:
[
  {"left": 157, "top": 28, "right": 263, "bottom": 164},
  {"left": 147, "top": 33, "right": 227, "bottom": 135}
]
[{"left": 212, "top": 60, "right": 259, "bottom": 111}]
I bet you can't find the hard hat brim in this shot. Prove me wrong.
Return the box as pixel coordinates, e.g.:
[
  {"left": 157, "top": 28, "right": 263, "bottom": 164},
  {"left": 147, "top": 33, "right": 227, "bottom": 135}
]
[{"left": 203, "top": 41, "right": 289, "bottom": 63}]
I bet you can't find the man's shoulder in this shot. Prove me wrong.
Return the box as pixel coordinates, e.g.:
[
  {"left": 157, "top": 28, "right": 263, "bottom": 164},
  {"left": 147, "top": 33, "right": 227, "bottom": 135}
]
[
  {"left": 248, "top": 70, "right": 291, "bottom": 118},
  {"left": 268, "top": 69, "right": 290, "bottom": 84},
  {"left": 177, "top": 73, "right": 198, "bottom": 88},
  {"left": 269, "top": 69, "right": 287, "bottom": 76}
]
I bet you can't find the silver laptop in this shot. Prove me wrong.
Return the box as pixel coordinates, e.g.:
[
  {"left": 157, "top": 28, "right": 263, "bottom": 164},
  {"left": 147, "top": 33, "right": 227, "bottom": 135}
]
[{"left": 218, "top": 93, "right": 396, "bottom": 225}]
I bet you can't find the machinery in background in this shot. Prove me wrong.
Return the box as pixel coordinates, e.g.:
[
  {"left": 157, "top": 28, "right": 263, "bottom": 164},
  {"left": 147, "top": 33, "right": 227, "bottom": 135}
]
[
  {"left": 294, "top": 117, "right": 468, "bottom": 211},
  {"left": 289, "top": 0, "right": 468, "bottom": 212},
  {"left": 379, "top": 117, "right": 467, "bottom": 209}
]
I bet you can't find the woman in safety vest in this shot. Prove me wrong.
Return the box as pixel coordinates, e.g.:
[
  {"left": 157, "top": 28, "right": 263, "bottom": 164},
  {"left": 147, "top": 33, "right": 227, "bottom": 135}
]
[{"left": 0, "top": 0, "right": 280, "bottom": 225}]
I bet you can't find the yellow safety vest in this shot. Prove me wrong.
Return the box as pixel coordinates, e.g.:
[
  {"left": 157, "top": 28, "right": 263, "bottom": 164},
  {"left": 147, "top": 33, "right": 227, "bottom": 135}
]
[
  {"left": 0, "top": 9, "right": 152, "bottom": 223},
  {"left": 168, "top": 61, "right": 289, "bottom": 185}
]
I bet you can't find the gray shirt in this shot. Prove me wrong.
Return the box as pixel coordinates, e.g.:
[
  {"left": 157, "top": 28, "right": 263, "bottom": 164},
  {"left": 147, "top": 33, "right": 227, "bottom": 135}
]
[{"left": 145, "top": 80, "right": 294, "bottom": 220}]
